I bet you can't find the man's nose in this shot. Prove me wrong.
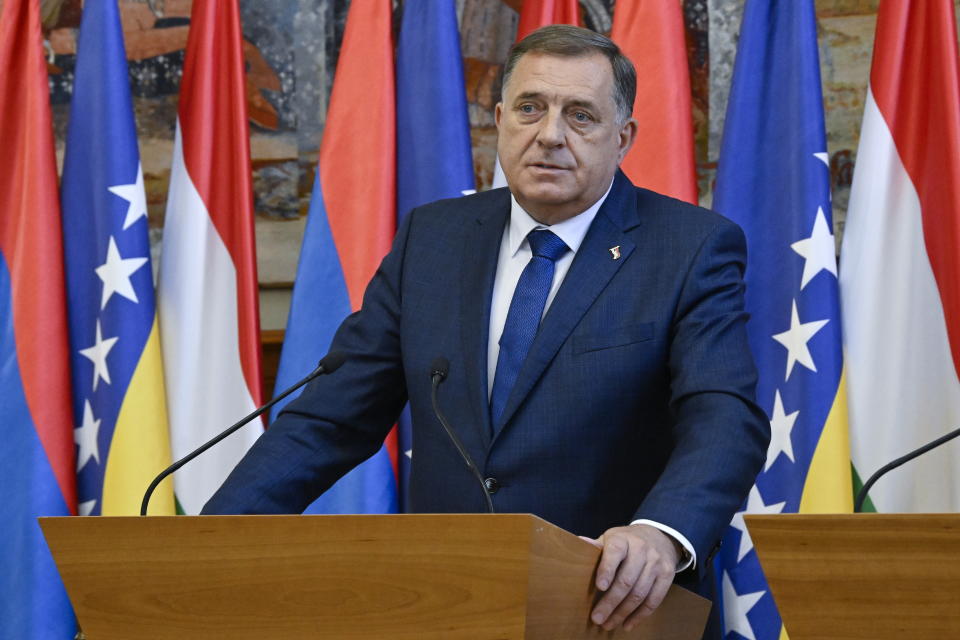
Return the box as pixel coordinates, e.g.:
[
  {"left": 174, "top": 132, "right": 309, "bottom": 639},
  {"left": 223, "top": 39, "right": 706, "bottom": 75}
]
[{"left": 536, "top": 109, "right": 566, "bottom": 147}]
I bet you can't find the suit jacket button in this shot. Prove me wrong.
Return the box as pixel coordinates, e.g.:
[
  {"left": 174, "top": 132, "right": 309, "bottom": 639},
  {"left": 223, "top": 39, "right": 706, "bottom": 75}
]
[{"left": 483, "top": 477, "right": 500, "bottom": 494}]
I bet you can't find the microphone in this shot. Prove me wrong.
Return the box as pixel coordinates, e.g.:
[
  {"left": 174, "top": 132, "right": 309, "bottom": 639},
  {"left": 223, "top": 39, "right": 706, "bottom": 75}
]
[
  {"left": 854, "top": 425, "right": 960, "bottom": 512},
  {"left": 429, "top": 357, "right": 494, "bottom": 513},
  {"left": 140, "top": 351, "right": 348, "bottom": 516}
]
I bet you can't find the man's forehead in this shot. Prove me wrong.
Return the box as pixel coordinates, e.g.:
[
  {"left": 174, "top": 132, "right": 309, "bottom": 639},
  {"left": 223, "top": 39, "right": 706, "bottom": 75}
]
[
  {"left": 504, "top": 52, "right": 615, "bottom": 99},
  {"left": 511, "top": 50, "right": 612, "bottom": 76}
]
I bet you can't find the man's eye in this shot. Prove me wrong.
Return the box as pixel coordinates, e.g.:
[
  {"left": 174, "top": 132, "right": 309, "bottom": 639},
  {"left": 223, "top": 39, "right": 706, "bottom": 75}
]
[
  {"left": 572, "top": 111, "right": 591, "bottom": 122},
  {"left": 519, "top": 104, "right": 536, "bottom": 114}
]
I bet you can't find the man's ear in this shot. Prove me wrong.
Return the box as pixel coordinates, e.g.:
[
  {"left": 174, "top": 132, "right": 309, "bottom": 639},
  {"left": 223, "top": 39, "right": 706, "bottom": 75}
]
[
  {"left": 618, "top": 117, "right": 638, "bottom": 163},
  {"left": 495, "top": 102, "right": 503, "bottom": 131}
]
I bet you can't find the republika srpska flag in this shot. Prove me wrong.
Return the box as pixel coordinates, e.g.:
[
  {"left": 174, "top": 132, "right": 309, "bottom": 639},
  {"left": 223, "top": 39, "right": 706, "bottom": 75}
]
[
  {"left": 516, "top": 0, "right": 579, "bottom": 42},
  {"left": 269, "top": 0, "right": 399, "bottom": 513},
  {"left": 841, "top": 0, "right": 960, "bottom": 512},
  {"left": 0, "top": 0, "right": 77, "bottom": 635},
  {"left": 610, "top": 0, "right": 697, "bottom": 203},
  {"left": 158, "top": 0, "right": 264, "bottom": 514}
]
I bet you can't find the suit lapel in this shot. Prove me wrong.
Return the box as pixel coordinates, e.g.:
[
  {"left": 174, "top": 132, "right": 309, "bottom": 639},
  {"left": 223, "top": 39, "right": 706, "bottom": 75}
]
[
  {"left": 459, "top": 191, "right": 510, "bottom": 448},
  {"left": 492, "top": 172, "right": 641, "bottom": 438}
]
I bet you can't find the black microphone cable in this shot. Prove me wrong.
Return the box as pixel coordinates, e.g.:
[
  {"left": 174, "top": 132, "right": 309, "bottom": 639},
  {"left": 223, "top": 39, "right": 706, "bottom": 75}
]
[
  {"left": 429, "top": 357, "right": 494, "bottom": 513},
  {"left": 140, "top": 351, "right": 347, "bottom": 515},
  {"left": 854, "top": 425, "right": 960, "bottom": 512}
]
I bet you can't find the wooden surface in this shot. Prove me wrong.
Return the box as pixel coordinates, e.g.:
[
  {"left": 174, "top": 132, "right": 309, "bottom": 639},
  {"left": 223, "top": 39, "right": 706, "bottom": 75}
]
[
  {"left": 746, "top": 514, "right": 960, "bottom": 640},
  {"left": 41, "top": 514, "right": 710, "bottom": 640},
  {"left": 525, "top": 520, "right": 709, "bottom": 640}
]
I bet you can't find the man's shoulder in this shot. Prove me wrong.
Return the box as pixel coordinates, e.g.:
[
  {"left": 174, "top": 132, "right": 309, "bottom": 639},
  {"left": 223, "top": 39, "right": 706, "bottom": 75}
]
[
  {"left": 610, "top": 183, "right": 747, "bottom": 261},
  {"left": 630, "top": 186, "right": 738, "bottom": 233},
  {"left": 407, "top": 187, "right": 510, "bottom": 225}
]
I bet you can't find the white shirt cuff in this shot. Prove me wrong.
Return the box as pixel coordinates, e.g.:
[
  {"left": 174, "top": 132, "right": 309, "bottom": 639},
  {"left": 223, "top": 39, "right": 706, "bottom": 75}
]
[{"left": 630, "top": 519, "right": 697, "bottom": 572}]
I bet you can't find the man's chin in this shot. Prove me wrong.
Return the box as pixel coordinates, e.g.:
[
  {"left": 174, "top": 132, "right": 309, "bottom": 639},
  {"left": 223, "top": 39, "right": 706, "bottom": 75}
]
[
  {"left": 510, "top": 176, "right": 574, "bottom": 200},
  {"left": 513, "top": 189, "right": 572, "bottom": 208},
  {"left": 511, "top": 188, "right": 585, "bottom": 223}
]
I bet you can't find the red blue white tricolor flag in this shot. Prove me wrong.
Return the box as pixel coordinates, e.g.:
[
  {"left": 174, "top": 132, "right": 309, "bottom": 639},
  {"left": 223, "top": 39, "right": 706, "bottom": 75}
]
[
  {"left": 515, "top": 0, "right": 579, "bottom": 42},
  {"left": 0, "top": 0, "right": 78, "bottom": 635},
  {"left": 158, "top": 0, "right": 264, "bottom": 514},
  {"left": 610, "top": 0, "right": 697, "bottom": 203},
  {"left": 269, "top": 0, "right": 399, "bottom": 513},
  {"left": 713, "top": 1, "right": 853, "bottom": 638},
  {"left": 841, "top": 0, "right": 960, "bottom": 512},
  {"left": 61, "top": 0, "right": 175, "bottom": 517}
]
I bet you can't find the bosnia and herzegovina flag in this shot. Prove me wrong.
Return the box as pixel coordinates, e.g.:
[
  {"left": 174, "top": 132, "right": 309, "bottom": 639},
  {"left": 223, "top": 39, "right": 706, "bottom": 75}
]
[
  {"left": 841, "top": 0, "right": 960, "bottom": 513},
  {"left": 610, "top": 0, "right": 697, "bottom": 204},
  {"left": 158, "top": 0, "right": 264, "bottom": 515},
  {"left": 395, "top": 0, "right": 476, "bottom": 504},
  {"left": 0, "top": 0, "right": 77, "bottom": 636},
  {"left": 60, "top": 0, "right": 175, "bottom": 518},
  {"left": 269, "top": 0, "right": 398, "bottom": 514},
  {"left": 712, "top": 1, "right": 852, "bottom": 638}
]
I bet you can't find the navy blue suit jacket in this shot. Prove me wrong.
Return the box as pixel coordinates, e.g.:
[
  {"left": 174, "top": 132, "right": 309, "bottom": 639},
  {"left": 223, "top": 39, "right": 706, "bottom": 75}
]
[{"left": 204, "top": 171, "right": 768, "bottom": 596}]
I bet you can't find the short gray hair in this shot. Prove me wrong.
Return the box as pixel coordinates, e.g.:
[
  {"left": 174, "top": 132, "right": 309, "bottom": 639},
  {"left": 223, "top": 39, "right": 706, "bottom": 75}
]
[{"left": 501, "top": 25, "right": 637, "bottom": 123}]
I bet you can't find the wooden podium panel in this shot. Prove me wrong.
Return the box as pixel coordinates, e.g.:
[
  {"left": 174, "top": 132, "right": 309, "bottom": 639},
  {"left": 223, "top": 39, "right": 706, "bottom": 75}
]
[
  {"left": 746, "top": 514, "right": 960, "bottom": 640},
  {"left": 41, "top": 514, "right": 709, "bottom": 640}
]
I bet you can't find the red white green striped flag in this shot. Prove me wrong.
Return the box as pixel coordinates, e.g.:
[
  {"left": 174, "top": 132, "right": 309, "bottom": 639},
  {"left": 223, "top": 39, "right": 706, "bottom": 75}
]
[
  {"left": 840, "top": 0, "right": 960, "bottom": 512},
  {"left": 157, "top": 0, "right": 263, "bottom": 514}
]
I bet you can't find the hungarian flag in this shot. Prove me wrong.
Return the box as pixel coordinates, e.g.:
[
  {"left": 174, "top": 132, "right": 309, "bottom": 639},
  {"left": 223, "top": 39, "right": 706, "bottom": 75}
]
[
  {"left": 61, "top": 0, "right": 175, "bottom": 517},
  {"left": 0, "top": 0, "right": 77, "bottom": 635},
  {"left": 157, "top": 0, "right": 264, "bottom": 515},
  {"left": 269, "top": 0, "right": 398, "bottom": 513},
  {"left": 492, "top": 0, "right": 581, "bottom": 188},
  {"left": 610, "top": 0, "right": 697, "bottom": 203},
  {"left": 841, "top": 0, "right": 960, "bottom": 512}
]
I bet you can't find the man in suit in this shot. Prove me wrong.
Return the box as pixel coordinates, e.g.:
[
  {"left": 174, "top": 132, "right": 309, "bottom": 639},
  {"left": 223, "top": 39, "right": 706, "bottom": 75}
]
[{"left": 204, "top": 25, "right": 768, "bottom": 636}]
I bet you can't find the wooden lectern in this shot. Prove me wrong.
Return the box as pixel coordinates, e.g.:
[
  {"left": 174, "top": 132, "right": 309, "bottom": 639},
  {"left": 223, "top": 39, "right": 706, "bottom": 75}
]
[
  {"left": 41, "top": 513, "right": 710, "bottom": 639},
  {"left": 746, "top": 514, "right": 960, "bottom": 640}
]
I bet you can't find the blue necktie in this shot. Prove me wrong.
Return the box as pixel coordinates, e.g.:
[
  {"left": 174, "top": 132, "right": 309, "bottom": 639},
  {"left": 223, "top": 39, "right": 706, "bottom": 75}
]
[{"left": 490, "top": 229, "right": 569, "bottom": 428}]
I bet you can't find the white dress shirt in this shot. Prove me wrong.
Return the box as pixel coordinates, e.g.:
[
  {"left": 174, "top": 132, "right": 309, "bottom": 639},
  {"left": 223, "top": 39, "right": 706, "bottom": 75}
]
[{"left": 486, "top": 184, "right": 696, "bottom": 572}]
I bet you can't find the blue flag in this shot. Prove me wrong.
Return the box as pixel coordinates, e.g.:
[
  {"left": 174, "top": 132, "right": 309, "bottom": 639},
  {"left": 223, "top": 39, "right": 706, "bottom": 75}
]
[
  {"left": 269, "top": 169, "right": 400, "bottom": 515},
  {"left": 60, "top": 0, "right": 174, "bottom": 517},
  {"left": 396, "top": 0, "right": 475, "bottom": 216},
  {"left": 396, "top": 0, "right": 475, "bottom": 506},
  {"left": 712, "top": 1, "right": 851, "bottom": 638}
]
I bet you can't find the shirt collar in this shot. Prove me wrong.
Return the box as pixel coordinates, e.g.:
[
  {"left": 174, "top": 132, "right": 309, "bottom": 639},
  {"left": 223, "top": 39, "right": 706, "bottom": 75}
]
[{"left": 506, "top": 180, "right": 615, "bottom": 258}]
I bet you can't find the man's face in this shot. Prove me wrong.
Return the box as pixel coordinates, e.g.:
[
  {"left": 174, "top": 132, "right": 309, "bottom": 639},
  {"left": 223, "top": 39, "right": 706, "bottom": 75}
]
[{"left": 495, "top": 52, "right": 636, "bottom": 225}]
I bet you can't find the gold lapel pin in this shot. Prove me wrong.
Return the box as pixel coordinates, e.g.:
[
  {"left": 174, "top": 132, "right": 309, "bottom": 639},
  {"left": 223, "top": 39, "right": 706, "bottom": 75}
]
[{"left": 609, "top": 245, "right": 621, "bottom": 260}]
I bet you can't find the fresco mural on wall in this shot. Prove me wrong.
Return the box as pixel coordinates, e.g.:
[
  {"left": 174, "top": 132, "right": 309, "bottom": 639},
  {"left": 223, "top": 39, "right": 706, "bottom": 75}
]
[{"left": 22, "top": 0, "right": 956, "bottom": 322}]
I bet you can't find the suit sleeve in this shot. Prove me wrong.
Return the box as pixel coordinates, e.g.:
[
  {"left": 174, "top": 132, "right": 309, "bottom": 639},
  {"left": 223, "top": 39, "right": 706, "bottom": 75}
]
[
  {"left": 201, "top": 209, "right": 417, "bottom": 515},
  {"left": 633, "top": 220, "right": 770, "bottom": 576}
]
